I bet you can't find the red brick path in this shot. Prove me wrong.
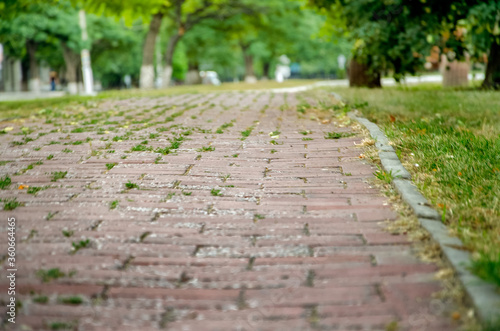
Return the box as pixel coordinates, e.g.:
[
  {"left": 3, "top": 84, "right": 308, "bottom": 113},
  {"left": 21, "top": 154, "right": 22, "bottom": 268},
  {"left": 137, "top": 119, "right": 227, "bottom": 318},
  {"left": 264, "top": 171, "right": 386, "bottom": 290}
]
[{"left": 0, "top": 92, "right": 456, "bottom": 330}]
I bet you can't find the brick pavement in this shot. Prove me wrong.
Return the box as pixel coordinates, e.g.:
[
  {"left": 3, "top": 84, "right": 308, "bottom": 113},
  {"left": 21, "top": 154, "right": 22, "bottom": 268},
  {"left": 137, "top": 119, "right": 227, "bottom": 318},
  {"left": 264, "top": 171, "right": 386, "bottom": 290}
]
[{"left": 0, "top": 91, "right": 457, "bottom": 330}]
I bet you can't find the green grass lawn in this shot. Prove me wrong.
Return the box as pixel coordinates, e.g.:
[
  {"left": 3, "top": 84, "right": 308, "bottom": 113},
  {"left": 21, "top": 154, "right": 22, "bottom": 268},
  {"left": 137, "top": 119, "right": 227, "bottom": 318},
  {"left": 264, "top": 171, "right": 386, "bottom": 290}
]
[
  {"left": 0, "top": 79, "right": 319, "bottom": 120},
  {"left": 330, "top": 84, "right": 500, "bottom": 287}
]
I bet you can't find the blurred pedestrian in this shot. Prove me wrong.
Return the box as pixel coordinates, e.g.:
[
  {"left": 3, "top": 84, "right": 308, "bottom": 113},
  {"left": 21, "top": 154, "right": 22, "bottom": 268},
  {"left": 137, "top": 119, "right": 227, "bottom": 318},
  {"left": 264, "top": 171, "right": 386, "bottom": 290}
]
[{"left": 50, "top": 71, "right": 57, "bottom": 91}]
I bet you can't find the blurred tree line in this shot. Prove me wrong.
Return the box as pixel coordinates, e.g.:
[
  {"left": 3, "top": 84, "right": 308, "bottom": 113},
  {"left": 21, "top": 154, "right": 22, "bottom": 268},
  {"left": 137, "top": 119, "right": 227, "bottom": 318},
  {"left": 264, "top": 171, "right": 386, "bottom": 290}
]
[
  {"left": 2, "top": 0, "right": 497, "bottom": 91},
  {"left": 0, "top": 0, "right": 350, "bottom": 91}
]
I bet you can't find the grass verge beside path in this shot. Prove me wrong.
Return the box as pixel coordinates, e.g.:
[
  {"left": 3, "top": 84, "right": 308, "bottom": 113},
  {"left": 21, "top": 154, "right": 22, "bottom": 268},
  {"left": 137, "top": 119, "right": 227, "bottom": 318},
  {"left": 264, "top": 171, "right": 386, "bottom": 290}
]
[
  {"left": 329, "top": 85, "right": 500, "bottom": 287},
  {"left": 0, "top": 79, "right": 319, "bottom": 120}
]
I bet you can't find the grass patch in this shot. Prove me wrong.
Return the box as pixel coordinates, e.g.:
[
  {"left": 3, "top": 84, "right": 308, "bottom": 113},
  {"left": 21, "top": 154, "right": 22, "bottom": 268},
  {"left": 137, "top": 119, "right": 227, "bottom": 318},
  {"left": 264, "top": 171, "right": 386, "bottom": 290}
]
[
  {"left": 51, "top": 171, "right": 67, "bottom": 182},
  {"left": 374, "top": 166, "right": 400, "bottom": 184},
  {"left": 48, "top": 321, "right": 75, "bottom": 330},
  {"left": 33, "top": 295, "right": 49, "bottom": 304},
  {"left": 18, "top": 160, "right": 43, "bottom": 174},
  {"left": 131, "top": 143, "right": 152, "bottom": 152},
  {"left": 36, "top": 268, "right": 66, "bottom": 282},
  {"left": 27, "top": 186, "right": 49, "bottom": 195},
  {"left": 324, "top": 131, "right": 354, "bottom": 139},
  {"left": 197, "top": 146, "right": 215, "bottom": 152},
  {"left": 210, "top": 188, "right": 222, "bottom": 197},
  {"left": 58, "top": 296, "right": 83, "bottom": 305},
  {"left": 3, "top": 198, "right": 22, "bottom": 210},
  {"left": 241, "top": 127, "right": 254, "bottom": 140},
  {"left": 109, "top": 200, "right": 119, "bottom": 209},
  {"left": 125, "top": 181, "right": 139, "bottom": 189},
  {"left": 330, "top": 84, "right": 500, "bottom": 287},
  {"left": 0, "top": 175, "right": 11, "bottom": 189},
  {"left": 71, "top": 239, "right": 90, "bottom": 254},
  {"left": 62, "top": 230, "right": 74, "bottom": 237},
  {"left": 106, "top": 163, "right": 117, "bottom": 170}
]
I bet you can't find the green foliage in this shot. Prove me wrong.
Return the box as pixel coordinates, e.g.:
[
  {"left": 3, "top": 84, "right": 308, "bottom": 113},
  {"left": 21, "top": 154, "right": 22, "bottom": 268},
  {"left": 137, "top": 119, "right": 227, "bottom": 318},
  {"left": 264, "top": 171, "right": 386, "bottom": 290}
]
[
  {"left": 125, "top": 181, "right": 139, "bottom": 189},
  {"left": 0, "top": 175, "right": 11, "bottom": 189},
  {"left": 374, "top": 167, "right": 396, "bottom": 184},
  {"left": 58, "top": 296, "right": 83, "bottom": 305},
  {"left": 33, "top": 295, "right": 49, "bottom": 304},
  {"left": 49, "top": 322, "right": 75, "bottom": 331},
  {"left": 197, "top": 146, "right": 215, "bottom": 152},
  {"left": 71, "top": 239, "right": 90, "bottom": 253},
  {"left": 310, "top": 0, "right": 500, "bottom": 83},
  {"left": 106, "top": 163, "right": 117, "bottom": 170},
  {"left": 324, "top": 131, "right": 354, "bottom": 139},
  {"left": 88, "top": 15, "right": 144, "bottom": 88},
  {"left": 109, "top": 200, "right": 119, "bottom": 209},
  {"left": 3, "top": 198, "right": 22, "bottom": 211},
  {"left": 51, "top": 171, "right": 67, "bottom": 182},
  {"left": 210, "top": 188, "right": 222, "bottom": 196},
  {"left": 36, "top": 268, "right": 66, "bottom": 282},
  {"left": 27, "top": 186, "right": 49, "bottom": 195}
]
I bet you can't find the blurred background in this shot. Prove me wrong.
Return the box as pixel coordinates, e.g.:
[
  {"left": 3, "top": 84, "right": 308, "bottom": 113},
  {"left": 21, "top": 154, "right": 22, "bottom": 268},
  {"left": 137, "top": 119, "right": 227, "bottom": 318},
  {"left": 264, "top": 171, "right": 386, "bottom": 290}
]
[{"left": 0, "top": 0, "right": 498, "bottom": 94}]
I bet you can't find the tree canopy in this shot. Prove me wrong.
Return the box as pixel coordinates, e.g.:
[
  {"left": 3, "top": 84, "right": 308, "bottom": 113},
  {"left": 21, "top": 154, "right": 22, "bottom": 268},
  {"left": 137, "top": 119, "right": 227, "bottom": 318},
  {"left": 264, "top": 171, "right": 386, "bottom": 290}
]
[{"left": 309, "top": 0, "right": 500, "bottom": 87}]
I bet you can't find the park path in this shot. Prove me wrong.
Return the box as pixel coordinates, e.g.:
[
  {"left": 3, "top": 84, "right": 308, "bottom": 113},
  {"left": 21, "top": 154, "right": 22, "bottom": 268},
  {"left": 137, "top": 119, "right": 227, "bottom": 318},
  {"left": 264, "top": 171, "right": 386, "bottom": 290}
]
[{"left": 0, "top": 91, "right": 456, "bottom": 330}]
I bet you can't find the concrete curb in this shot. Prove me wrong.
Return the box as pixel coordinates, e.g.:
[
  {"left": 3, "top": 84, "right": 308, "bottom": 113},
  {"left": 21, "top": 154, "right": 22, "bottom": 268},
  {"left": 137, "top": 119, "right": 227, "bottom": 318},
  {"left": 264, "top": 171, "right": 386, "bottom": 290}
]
[{"left": 339, "top": 105, "right": 500, "bottom": 326}]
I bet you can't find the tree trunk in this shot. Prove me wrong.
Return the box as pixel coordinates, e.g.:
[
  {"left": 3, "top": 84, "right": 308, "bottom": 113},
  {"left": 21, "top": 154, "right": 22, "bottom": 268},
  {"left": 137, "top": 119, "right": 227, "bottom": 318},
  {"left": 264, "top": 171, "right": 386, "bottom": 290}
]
[
  {"left": 262, "top": 61, "right": 271, "bottom": 80},
  {"left": 186, "top": 62, "right": 201, "bottom": 85},
  {"left": 2, "top": 57, "right": 22, "bottom": 92},
  {"left": 161, "top": 33, "right": 181, "bottom": 88},
  {"left": 62, "top": 43, "right": 80, "bottom": 95},
  {"left": 244, "top": 53, "right": 256, "bottom": 83},
  {"left": 26, "top": 40, "right": 40, "bottom": 93},
  {"left": 348, "top": 58, "right": 381, "bottom": 88},
  {"left": 140, "top": 12, "right": 163, "bottom": 89},
  {"left": 440, "top": 54, "right": 469, "bottom": 87},
  {"left": 482, "top": 40, "right": 500, "bottom": 89}
]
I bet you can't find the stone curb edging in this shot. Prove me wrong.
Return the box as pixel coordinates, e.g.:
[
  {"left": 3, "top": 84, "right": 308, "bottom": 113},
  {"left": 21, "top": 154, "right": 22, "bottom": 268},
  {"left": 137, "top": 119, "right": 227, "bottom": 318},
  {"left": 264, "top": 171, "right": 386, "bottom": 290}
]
[{"left": 326, "top": 95, "right": 500, "bottom": 326}]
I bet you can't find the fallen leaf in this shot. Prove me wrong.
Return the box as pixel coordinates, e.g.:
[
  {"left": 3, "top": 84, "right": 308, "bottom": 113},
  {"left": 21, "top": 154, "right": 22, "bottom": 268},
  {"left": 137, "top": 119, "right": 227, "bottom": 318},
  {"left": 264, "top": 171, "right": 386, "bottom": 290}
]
[
  {"left": 389, "top": 115, "right": 396, "bottom": 122},
  {"left": 18, "top": 185, "right": 29, "bottom": 190}
]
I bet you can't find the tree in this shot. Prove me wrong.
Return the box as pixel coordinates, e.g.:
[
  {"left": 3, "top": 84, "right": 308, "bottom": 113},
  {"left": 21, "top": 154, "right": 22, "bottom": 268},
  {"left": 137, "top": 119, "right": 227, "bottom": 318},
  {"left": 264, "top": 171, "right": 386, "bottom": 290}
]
[
  {"left": 180, "top": 20, "right": 243, "bottom": 82},
  {"left": 468, "top": 1, "right": 500, "bottom": 88},
  {"left": 78, "top": 0, "right": 165, "bottom": 88},
  {"left": 309, "top": 0, "right": 435, "bottom": 87},
  {"left": 309, "top": 0, "right": 500, "bottom": 88},
  {"left": 207, "top": 0, "right": 329, "bottom": 82},
  {"left": 87, "top": 14, "right": 143, "bottom": 89},
  {"left": 140, "top": 11, "right": 163, "bottom": 88},
  {"left": 0, "top": 1, "right": 66, "bottom": 92},
  {"left": 157, "top": 0, "right": 261, "bottom": 87}
]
